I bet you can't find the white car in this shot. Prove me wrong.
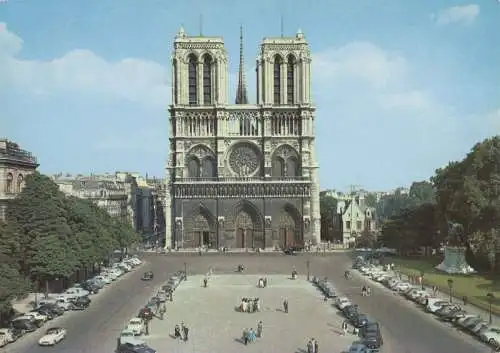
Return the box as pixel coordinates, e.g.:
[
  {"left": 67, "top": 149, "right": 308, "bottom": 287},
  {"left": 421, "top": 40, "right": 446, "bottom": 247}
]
[
  {"left": 426, "top": 299, "right": 450, "bottom": 313},
  {"left": 93, "top": 275, "right": 112, "bottom": 284},
  {"left": 38, "top": 327, "right": 67, "bottom": 346},
  {"left": 480, "top": 326, "right": 500, "bottom": 345},
  {"left": 64, "top": 288, "right": 89, "bottom": 298},
  {"left": 393, "top": 282, "right": 411, "bottom": 291},
  {"left": 335, "top": 297, "right": 352, "bottom": 309},
  {"left": 119, "top": 329, "right": 145, "bottom": 345},
  {"left": 126, "top": 318, "right": 145, "bottom": 335},
  {"left": 0, "top": 328, "right": 15, "bottom": 347},
  {"left": 54, "top": 297, "right": 74, "bottom": 310},
  {"left": 20, "top": 311, "right": 48, "bottom": 322}
]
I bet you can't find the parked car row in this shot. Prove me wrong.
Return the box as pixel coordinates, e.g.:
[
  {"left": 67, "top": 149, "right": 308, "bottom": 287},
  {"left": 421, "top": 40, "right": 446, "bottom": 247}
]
[
  {"left": 356, "top": 262, "right": 500, "bottom": 350},
  {"left": 0, "top": 255, "right": 142, "bottom": 349},
  {"left": 311, "top": 276, "right": 383, "bottom": 352},
  {"left": 115, "top": 270, "right": 188, "bottom": 353}
]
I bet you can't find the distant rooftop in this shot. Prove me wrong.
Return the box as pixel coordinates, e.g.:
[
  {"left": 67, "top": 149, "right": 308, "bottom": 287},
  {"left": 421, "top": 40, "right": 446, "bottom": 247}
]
[{"left": 0, "top": 139, "right": 38, "bottom": 166}]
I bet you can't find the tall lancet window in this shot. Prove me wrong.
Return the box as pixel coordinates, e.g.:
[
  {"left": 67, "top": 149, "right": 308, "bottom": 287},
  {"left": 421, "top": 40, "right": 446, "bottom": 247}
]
[
  {"left": 173, "top": 59, "right": 178, "bottom": 105},
  {"left": 188, "top": 54, "right": 198, "bottom": 105},
  {"left": 203, "top": 55, "right": 213, "bottom": 105},
  {"left": 287, "top": 55, "right": 295, "bottom": 104},
  {"left": 273, "top": 55, "right": 282, "bottom": 105}
]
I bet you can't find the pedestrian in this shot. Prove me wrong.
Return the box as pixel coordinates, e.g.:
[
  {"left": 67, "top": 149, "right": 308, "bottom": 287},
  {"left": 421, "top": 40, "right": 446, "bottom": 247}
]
[
  {"left": 243, "top": 328, "right": 249, "bottom": 345},
  {"left": 283, "top": 299, "right": 289, "bottom": 313},
  {"left": 463, "top": 296, "right": 468, "bottom": 306},
  {"left": 314, "top": 339, "right": 319, "bottom": 353},
  {"left": 159, "top": 304, "right": 166, "bottom": 320},
  {"left": 257, "top": 321, "right": 263, "bottom": 338},
  {"left": 263, "top": 277, "right": 267, "bottom": 287},
  {"left": 116, "top": 337, "right": 121, "bottom": 351},
  {"left": 182, "top": 323, "right": 189, "bottom": 341},
  {"left": 307, "top": 339, "right": 313, "bottom": 353},
  {"left": 144, "top": 320, "right": 150, "bottom": 336},
  {"left": 174, "top": 324, "right": 181, "bottom": 339},
  {"left": 203, "top": 277, "right": 208, "bottom": 288},
  {"left": 341, "top": 320, "right": 348, "bottom": 335},
  {"left": 353, "top": 326, "right": 359, "bottom": 335}
]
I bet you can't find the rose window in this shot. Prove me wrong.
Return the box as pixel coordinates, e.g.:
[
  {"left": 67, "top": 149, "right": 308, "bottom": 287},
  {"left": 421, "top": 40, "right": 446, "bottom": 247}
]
[{"left": 229, "top": 143, "right": 260, "bottom": 176}]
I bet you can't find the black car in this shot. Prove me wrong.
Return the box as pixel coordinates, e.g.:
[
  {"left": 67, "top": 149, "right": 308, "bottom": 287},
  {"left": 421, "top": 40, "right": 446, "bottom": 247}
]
[
  {"left": 11, "top": 319, "right": 38, "bottom": 333},
  {"left": 142, "top": 271, "right": 154, "bottom": 281},
  {"left": 35, "top": 307, "right": 55, "bottom": 320},
  {"left": 71, "top": 296, "right": 91, "bottom": 310},
  {"left": 9, "top": 328, "right": 24, "bottom": 341},
  {"left": 80, "top": 282, "right": 100, "bottom": 294},
  {"left": 362, "top": 330, "right": 384, "bottom": 349},
  {"left": 41, "top": 304, "right": 65, "bottom": 317},
  {"left": 352, "top": 313, "right": 369, "bottom": 328},
  {"left": 117, "top": 343, "right": 156, "bottom": 353},
  {"left": 359, "top": 322, "right": 380, "bottom": 337},
  {"left": 342, "top": 305, "right": 358, "bottom": 320}
]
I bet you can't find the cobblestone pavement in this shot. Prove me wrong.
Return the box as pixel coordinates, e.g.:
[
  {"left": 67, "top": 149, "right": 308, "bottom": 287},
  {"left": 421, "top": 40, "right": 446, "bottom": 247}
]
[{"left": 143, "top": 274, "right": 358, "bottom": 353}]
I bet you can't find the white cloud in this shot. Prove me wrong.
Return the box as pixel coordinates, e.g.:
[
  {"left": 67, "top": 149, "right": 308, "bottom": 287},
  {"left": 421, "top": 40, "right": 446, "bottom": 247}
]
[
  {"left": 433, "top": 4, "right": 480, "bottom": 26},
  {"left": 0, "top": 22, "right": 170, "bottom": 108}
]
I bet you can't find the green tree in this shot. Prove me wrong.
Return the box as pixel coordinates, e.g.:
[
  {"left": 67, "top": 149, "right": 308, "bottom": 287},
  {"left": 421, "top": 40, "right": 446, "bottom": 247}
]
[
  {"left": 364, "top": 193, "right": 378, "bottom": 208},
  {"left": 409, "top": 181, "right": 435, "bottom": 205}
]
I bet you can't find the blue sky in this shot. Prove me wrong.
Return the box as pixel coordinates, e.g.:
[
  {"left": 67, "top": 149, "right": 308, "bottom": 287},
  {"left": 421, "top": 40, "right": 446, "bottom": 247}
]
[{"left": 1, "top": 0, "right": 499, "bottom": 190}]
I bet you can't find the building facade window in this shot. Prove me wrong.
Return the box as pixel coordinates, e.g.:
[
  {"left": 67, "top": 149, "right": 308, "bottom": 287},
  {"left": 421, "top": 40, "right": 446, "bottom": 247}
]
[
  {"left": 287, "top": 55, "right": 295, "bottom": 104},
  {"left": 173, "top": 58, "right": 178, "bottom": 105},
  {"left": 356, "top": 220, "right": 362, "bottom": 230},
  {"left": 203, "top": 55, "right": 213, "bottom": 105},
  {"left": 345, "top": 221, "right": 351, "bottom": 230},
  {"left": 188, "top": 54, "right": 198, "bottom": 105},
  {"left": 273, "top": 55, "right": 282, "bottom": 104}
]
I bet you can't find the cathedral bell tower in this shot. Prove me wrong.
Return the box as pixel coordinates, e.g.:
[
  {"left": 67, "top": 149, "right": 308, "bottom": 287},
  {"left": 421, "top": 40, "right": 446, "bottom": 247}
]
[
  {"left": 170, "top": 26, "right": 229, "bottom": 106},
  {"left": 256, "top": 29, "right": 312, "bottom": 106}
]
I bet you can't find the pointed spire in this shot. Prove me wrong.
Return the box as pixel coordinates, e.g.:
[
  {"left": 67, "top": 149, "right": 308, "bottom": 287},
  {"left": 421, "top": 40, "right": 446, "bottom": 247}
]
[{"left": 235, "top": 25, "right": 249, "bottom": 104}]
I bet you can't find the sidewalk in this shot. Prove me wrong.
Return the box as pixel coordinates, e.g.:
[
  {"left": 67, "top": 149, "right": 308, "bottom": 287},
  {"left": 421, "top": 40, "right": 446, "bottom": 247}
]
[
  {"left": 392, "top": 271, "right": 500, "bottom": 324},
  {"left": 10, "top": 292, "right": 52, "bottom": 314}
]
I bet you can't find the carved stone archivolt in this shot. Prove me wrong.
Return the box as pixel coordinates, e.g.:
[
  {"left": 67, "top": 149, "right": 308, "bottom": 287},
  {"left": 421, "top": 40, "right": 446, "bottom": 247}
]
[
  {"left": 228, "top": 110, "right": 259, "bottom": 121},
  {"left": 272, "top": 144, "right": 299, "bottom": 161},
  {"left": 227, "top": 142, "right": 262, "bottom": 177},
  {"left": 187, "top": 144, "right": 216, "bottom": 161}
]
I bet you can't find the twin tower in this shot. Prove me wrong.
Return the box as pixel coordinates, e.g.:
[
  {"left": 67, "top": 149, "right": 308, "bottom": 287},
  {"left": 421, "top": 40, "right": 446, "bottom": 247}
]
[
  {"left": 170, "top": 26, "right": 313, "bottom": 107},
  {"left": 165, "top": 26, "right": 320, "bottom": 250}
]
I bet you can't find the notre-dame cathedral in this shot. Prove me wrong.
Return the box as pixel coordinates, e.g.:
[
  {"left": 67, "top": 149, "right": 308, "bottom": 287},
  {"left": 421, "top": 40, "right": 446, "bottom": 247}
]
[{"left": 165, "top": 25, "right": 320, "bottom": 249}]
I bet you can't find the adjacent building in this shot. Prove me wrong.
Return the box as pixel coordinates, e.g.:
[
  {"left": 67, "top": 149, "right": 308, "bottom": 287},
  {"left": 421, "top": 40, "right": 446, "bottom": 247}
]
[
  {"left": 134, "top": 175, "right": 166, "bottom": 245},
  {"left": 0, "top": 139, "right": 39, "bottom": 221},
  {"left": 51, "top": 172, "right": 138, "bottom": 227},
  {"left": 165, "top": 26, "right": 320, "bottom": 249},
  {"left": 337, "top": 193, "right": 377, "bottom": 246}
]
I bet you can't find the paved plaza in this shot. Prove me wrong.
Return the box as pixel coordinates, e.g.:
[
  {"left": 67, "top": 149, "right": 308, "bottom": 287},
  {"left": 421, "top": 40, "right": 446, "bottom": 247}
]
[{"left": 143, "top": 274, "right": 357, "bottom": 353}]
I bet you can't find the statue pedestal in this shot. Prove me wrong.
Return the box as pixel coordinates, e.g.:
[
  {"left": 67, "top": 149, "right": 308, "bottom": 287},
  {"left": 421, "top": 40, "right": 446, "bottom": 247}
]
[{"left": 435, "top": 246, "right": 475, "bottom": 274}]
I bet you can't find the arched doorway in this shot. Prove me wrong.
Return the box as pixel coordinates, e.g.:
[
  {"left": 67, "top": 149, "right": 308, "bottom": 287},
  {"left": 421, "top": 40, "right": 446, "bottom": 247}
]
[
  {"left": 233, "top": 201, "right": 265, "bottom": 249},
  {"left": 278, "top": 204, "right": 302, "bottom": 248},
  {"left": 185, "top": 205, "right": 216, "bottom": 248}
]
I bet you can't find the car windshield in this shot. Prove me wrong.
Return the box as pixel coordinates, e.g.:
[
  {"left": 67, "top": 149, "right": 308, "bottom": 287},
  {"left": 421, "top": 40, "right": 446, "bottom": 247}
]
[{"left": 46, "top": 328, "right": 59, "bottom": 334}]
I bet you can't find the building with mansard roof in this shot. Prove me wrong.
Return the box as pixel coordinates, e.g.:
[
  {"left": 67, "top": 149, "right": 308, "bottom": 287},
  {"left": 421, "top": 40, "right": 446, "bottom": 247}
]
[
  {"left": 165, "top": 26, "right": 320, "bottom": 249},
  {"left": 0, "top": 139, "right": 39, "bottom": 221}
]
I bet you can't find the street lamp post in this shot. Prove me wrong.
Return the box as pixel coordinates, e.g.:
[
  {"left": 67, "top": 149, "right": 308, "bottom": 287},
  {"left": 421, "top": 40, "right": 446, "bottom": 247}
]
[
  {"left": 184, "top": 262, "right": 187, "bottom": 280},
  {"left": 307, "top": 259, "right": 310, "bottom": 281},
  {"left": 447, "top": 279, "right": 454, "bottom": 303},
  {"left": 420, "top": 270, "right": 425, "bottom": 290},
  {"left": 487, "top": 293, "right": 495, "bottom": 324}
]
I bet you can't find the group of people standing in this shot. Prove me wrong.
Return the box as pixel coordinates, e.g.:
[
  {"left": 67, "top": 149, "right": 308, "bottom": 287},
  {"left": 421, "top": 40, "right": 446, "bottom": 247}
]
[
  {"left": 306, "top": 337, "right": 319, "bottom": 353},
  {"left": 242, "top": 321, "right": 263, "bottom": 345},
  {"left": 238, "top": 297, "right": 261, "bottom": 313},
  {"left": 173, "top": 322, "right": 190, "bottom": 342}
]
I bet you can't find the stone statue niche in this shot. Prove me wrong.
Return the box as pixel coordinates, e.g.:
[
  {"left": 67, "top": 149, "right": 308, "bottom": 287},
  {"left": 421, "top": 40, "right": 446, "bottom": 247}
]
[{"left": 435, "top": 222, "right": 476, "bottom": 274}]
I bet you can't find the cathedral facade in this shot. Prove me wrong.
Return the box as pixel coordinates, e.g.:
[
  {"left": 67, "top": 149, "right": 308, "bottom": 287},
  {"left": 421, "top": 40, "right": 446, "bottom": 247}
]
[{"left": 165, "top": 26, "right": 320, "bottom": 249}]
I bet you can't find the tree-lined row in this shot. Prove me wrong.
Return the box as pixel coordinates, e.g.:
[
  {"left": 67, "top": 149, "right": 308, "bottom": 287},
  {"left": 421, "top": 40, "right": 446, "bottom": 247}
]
[
  {"left": 380, "top": 136, "right": 500, "bottom": 271},
  {"left": 0, "top": 172, "right": 141, "bottom": 314}
]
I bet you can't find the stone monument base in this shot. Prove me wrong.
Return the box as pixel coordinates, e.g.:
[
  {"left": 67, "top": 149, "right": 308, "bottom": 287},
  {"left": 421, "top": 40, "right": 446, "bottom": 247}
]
[{"left": 435, "top": 246, "right": 475, "bottom": 274}]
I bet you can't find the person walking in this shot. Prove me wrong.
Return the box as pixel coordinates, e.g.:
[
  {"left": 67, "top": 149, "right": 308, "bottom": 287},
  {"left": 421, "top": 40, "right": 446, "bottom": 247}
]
[
  {"left": 283, "top": 299, "right": 289, "bottom": 313},
  {"left": 159, "top": 304, "right": 166, "bottom": 320},
  {"left": 341, "top": 320, "right": 348, "bottom": 335},
  {"left": 257, "top": 321, "right": 263, "bottom": 338}
]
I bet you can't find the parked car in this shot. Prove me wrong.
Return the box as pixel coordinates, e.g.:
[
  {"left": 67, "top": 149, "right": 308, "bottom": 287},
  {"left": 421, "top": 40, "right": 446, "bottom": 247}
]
[
  {"left": 79, "top": 281, "right": 100, "bottom": 294},
  {"left": 71, "top": 296, "right": 91, "bottom": 310},
  {"left": 142, "top": 271, "right": 154, "bottom": 281},
  {"left": 119, "top": 329, "right": 146, "bottom": 345},
  {"left": 35, "top": 306, "right": 55, "bottom": 320},
  {"left": 479, "top": 326, "right": 500, "bottom": 346},
  {"left": 0, "top": 328, "right": 14, "bottom": 347},
  {"left": 11, "top": 318, "right": 38, "bottom": 333},
  {"left": 38, "top": 327, "right": 67, "bottom": 346},
  {"left": 352, "top": 313, "right": 369, "bottom": 328},
  {"left": 117, "top": 342, "right": 156, "bottom": 353},
  {"left": 64, "top": 288, "right": 90, "bottom": 298},
  {"left": 335, "top": 297, "right": 352, "bottom": 310},
  {"left": 342, "top": 305, "right": 359, "bottom": 321},
  {"left": 347, "top": 342, "right": 371, "bottom": 353}
]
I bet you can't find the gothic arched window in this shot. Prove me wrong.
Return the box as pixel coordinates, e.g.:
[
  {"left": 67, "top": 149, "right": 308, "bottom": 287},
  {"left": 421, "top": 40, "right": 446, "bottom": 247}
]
[
  {"left": 272, "top": 157, "right": 285, "bottom": 178},
  {"left": 173, "top": 58, "right": 178, "bottom": 105},
  {"left": 188, "top": 54, "right": 198, "bottom": 105},
  {"left": 5, "top": 173, "right": 13, "bottom": 193},
  {"left": 273, "top": 55, "right": 283, "bottom": 105},
  {"left": 287, "top": 55, "right": 295, "bottom": 104},
  {"left": 203, "top": 55, "right": 213, "bottom": 105},
  {"left": 187, "top": 157, "right": 201, "bottom": 178},
  {"left": 17, "top": 174, "right": 24, "bottom": 192}
]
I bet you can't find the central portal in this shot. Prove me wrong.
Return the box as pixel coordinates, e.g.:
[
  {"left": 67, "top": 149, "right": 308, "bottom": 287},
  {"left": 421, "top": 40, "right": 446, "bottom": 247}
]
[{"left": 233, "top": 201, "right": 264, "bottom": 249}]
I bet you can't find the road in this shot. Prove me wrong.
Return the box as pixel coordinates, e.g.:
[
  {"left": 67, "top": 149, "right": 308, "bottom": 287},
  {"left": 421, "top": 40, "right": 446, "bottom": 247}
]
[{"left": 6, "top": 252, "right": 492, "bottom": 353}]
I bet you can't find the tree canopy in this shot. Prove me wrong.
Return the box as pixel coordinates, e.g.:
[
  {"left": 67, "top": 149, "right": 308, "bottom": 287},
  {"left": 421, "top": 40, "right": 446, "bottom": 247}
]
[
  {"left": 0, "top": 172, "right": 141, "bottom": 315},
  {"left": 379, "top": 136, "right": 500, "bottom": 270}
]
